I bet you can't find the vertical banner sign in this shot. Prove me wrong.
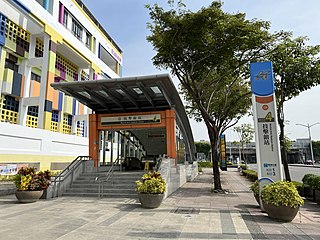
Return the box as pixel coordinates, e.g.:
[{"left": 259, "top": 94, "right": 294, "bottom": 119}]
[
  {"left": 250, "top": 62, "right": 283, "bottom": 189},
  {"left": 220, "top": 134, "right": 227, "bottom": 171}
]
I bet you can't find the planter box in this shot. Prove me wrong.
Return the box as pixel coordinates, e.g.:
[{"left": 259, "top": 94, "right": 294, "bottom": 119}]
[
  {"left": 138, "top": 193, "right": 164, "bottom": 209},
  {"left": 304, "top": 187, "right": 315, "bottom": 202},
  {"left": 262, "top": 202, "right": 299, "bottom": 222},
  {"left": 15, "top": 190, "right": 43, "bottom": 203},
  {"left": 314, "top": 189, "right": 320, "bottom": 205}
]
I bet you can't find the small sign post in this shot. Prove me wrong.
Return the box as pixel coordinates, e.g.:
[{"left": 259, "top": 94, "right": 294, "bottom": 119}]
[
  {"left": 250, "top": 62, "right": 283, "bottom": 207},
  {"left": 220, "top": 134, "right": 227, "bottom": 171}
]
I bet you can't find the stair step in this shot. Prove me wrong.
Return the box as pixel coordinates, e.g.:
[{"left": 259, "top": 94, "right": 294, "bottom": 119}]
[
  {"left": 62, "top": 192, "right": 138, "bottom": 198},
  {"left": 59, "top": 170, "right": 143, "bottom": 198}
]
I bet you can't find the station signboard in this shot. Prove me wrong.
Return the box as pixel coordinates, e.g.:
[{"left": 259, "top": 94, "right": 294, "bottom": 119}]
[
  {"left": 250, "top": 62, "right": 283, "bottom": 188},
  {"left": 101, "top": 114, "right": 161, "bottom": 126}
]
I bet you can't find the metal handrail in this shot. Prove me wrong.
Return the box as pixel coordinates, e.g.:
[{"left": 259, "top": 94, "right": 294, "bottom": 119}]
[
  {"left": 155, "top": 157, "right": 163, "bottom": 171},
  {"left": 95, "top": 157, "right": 123, "bottom": 198},
  {"left": 52, "top": 156, "right": 92, "bottom": 197}
]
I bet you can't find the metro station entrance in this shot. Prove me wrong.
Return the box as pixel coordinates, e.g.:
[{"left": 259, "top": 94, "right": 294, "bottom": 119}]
[
  {"left": 89, "top": 110, "right": 176, "bottom": 168},
  {"left": 52, "top": 74, "right": 196, "bottom": 168}
]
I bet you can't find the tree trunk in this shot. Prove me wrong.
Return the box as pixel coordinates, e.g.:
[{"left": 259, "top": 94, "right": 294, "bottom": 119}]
[
  {"left": 206, "top": 123, "right": 222, "bottom": 190},
  {"left": 277, "top": 107, "right": 291, "bottom": 181}
]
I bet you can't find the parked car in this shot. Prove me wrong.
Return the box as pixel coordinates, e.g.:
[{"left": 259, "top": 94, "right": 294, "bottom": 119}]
[{"left": 305, "top": 160, "right": 314, "bottom": 165}]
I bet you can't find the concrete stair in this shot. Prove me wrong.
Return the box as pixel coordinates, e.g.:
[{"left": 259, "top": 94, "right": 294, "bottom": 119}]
[{"left": 62, "top": 170, "right": 144, "bottom": 198}]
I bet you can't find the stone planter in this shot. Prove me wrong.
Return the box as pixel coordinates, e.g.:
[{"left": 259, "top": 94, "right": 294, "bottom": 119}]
[
  {"left": 304, "top": 187, "right": 315, "bottom": 201},
  {"left": 262, "top": 202, "right": 299, "bottom": 222},
  {"left": 254, "top": 194, "right": 260, "bottom": 205},
  {"left": 138, "top": 193, "right": 164, "bottom": 209},
  {"left": 15, "top": 190, "right": 43, "bottom": 203},
  {"left": 314, "top": 189, "right": 320, "bottom": 205}
]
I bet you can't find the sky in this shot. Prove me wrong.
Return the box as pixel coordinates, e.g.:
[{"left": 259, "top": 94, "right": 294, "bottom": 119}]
[{"left": 82, "top": 0, "right": 320, "bottom": 142}]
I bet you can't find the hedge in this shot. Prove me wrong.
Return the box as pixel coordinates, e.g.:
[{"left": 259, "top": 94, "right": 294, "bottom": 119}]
[
  {"left": 198, "top": 161, "right": 213, "bottom": 168},
  {"left": 242, "top": 169, "right": 258, "bottom": 181}
]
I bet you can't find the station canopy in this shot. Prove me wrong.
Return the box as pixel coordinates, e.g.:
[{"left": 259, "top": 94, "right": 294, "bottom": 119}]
[{"left": 51, "top": 74, "right": 196, "bottom": 159}]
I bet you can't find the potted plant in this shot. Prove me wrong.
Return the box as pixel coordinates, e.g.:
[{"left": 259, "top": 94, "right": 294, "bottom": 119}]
[
  {"left": 261, "top": 181, "right": 304, "bottom": 222},
  {"left": 250, "top": 180, "right": 260, "bottom": 205},
  {"left": 302, "top": 173, "right": 317, "bottom": 200},
  {"left": 135, "top": 171, "right": 166, "bottom": 208},
  {"left": 14, "top": 167, "right": 51, "bottom": 203}
]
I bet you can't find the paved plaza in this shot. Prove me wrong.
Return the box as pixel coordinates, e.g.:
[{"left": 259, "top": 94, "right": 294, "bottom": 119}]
[{"left": 0, "top": 168, "right": 320, "bottom": 240}]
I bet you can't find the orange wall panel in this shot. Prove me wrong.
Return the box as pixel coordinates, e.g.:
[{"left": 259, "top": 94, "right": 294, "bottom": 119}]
[
  {"left": 52, "top": 90, "right": 59, "bottom": 109},
  {"left": 46, "top": 72, "right": 55, "bottom": 101},
  {"left": 79, "top": 103, "right": 84, "bottom": 115},
  {"left": 31, "top": 80, "right": 41, "bottom": 97},
  {"left": 89, "top": 114, "right": 99, "bottom": 167}
]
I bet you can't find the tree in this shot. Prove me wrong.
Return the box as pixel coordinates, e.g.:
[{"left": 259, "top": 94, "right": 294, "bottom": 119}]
[
  {"left": 234, "top": 124, "right": 254, "bottom": 165},
  {"left": 266, "top": 34, "right": 320, "bottom": 181},
  {"left": 312, "top": 140, "right": 320, "bottom": 162},
  {"left": 147, "top": 1, "right": 279, "bottom": 190},
  {"left": 195, "top": 141, "right": 211, "bottom": 160}
]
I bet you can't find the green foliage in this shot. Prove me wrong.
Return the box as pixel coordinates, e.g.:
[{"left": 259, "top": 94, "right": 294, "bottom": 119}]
[
  {"left": 0, "top": 175, "right": 15, "bottom": 182},
  {"left": 302, "top": 174, "right": 320, "bottom": 190},
  {"left": 291, "top": 181, "right": 303, "bottom": 195},
  {"left": 146, "top": 1, "right": 279, "bottom": 190},
  {"left": 250, "top": 180, "right": 259, "bottom": 195},
  {"left": 135, "top": 171, "right": 166, "bottom": 194},
  {"left": 198, "top": 167, "right": 203, "bottom": 172},
  {"left": 197, "top": 161, "right": 213, "bottom": 168},
  {"left": 265, "top": 34, "right": 320, "bottom": 181},
  {"left": 234, "top": 124, "right": 254, "bottom": 145},
  {"left": 261, "top": 181, "right": 304, "bottom": 208},
  {"left": 302, "top": 173, "right": 317, "bottom": 188},
  {"left": 14, "top": 167, "right": 51, "bottom": 191},
  {"left": 195, "top": 142, "right": 210, "bottom": 159},
  {"left": 312, "top": 141, "right": 320, "bottom": 159},
  {"left": 240, "top": 164, "right": 247, "bottom": 170},
  {"left": 242, "top": 170, "right": 258, "bottom": 181}
]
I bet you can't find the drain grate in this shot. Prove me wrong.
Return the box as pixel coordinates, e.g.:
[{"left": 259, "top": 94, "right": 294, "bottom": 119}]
[{"left": 171, "top": 207, "right": 200, "bottom": 215}]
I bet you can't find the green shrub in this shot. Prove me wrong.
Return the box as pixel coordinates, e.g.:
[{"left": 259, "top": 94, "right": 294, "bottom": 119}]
[
  {"left": 250, "top": 180, "right": 259, "bottom": 195},
  {"left": 135, "top": 171, "right": 166, "bottom": 194},
  {"left": 311, "top": 176, "right": 320, "bottom": 190},
  {"left": 261, "top": 181, "right": 304, "bottom": 208},
  {"left": 0, "top": 175, "right": 15, "bottom": 182},
  {"left": 240, "top": 164, "right": 247, "bottom": 170},
  {"left": 198, "top": 161, "right": 213, "bottom": 168},
  {"left": 302, "top": 173, "right": 316, "bottom": 183},
  {"left": 302, "top": 174, "right": 318, "bottom": 189},
  {"left": 242, "top": 170, "right": 258, "bottom": 181},
  {"left": 198, "top": 167, "right": 203, "bottom": 172},
  {"left": 291, "top": 181, "right": 303, "bottom": 196}
]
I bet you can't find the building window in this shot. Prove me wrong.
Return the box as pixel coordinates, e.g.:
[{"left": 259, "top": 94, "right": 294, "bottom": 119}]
[
  {"left": 63, "top": 10, "right": 68, "bottom": 28},
  {"left": 51, "top": 110, "right": 59, "bottom": 122},
  {"left": 72, "top": 19, "right": 82, "bottom": 40},
  {"left": 31, "top": 72, "right": 41, "bottom": 83},
  {"left": 85, "top": 32, "right": 91, "bottom": 48},
  {"left": 3, "top": 95, "right": 19, "bottom": 112},
  {"left": 27, "top": 106, "right": 39, "bottom": 117},
  {"left": 98, "top": 44, "right": 117, "bottom": 73}
]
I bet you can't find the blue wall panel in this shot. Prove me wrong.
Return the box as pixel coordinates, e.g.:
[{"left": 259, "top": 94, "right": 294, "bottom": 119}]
[{"left": 58, "top": 92, "right": 63, "bottom": 111}]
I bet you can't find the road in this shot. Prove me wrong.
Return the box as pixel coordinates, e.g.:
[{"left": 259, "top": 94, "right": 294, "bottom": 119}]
[{"left": 247, "top": 164, "right": 320, "bottom": 182}]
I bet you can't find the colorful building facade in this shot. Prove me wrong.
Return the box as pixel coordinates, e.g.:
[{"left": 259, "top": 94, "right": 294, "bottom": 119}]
[{"left": 0, "top": 0, "right": 122, "bottom": 171}]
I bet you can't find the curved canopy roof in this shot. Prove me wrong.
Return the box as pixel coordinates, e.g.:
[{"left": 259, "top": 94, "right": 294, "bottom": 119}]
[{"left": 51, "top": 74, "right": 195, "bottom": 160}]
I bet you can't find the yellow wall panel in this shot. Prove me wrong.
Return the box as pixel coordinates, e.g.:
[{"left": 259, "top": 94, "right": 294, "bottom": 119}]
[
  {"left": 43, "top": 112, "right": 52, "bottom": 130},
  {"left": 64, "top": 96, "right": 73, "bottom": 114},
  {"left": 0, "top": 154, "right": 76, "bottom": 171},
  {"left": 3, "top": 69, "right": 14, "bottom": 83},
  {"left": 44, "top": 24, "right": 63, "bottom": 43}
]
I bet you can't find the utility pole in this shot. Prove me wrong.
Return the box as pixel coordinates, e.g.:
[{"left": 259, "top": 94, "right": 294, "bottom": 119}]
[{"left": 296, "top": 122, "right": 320, "bottom": 166}]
